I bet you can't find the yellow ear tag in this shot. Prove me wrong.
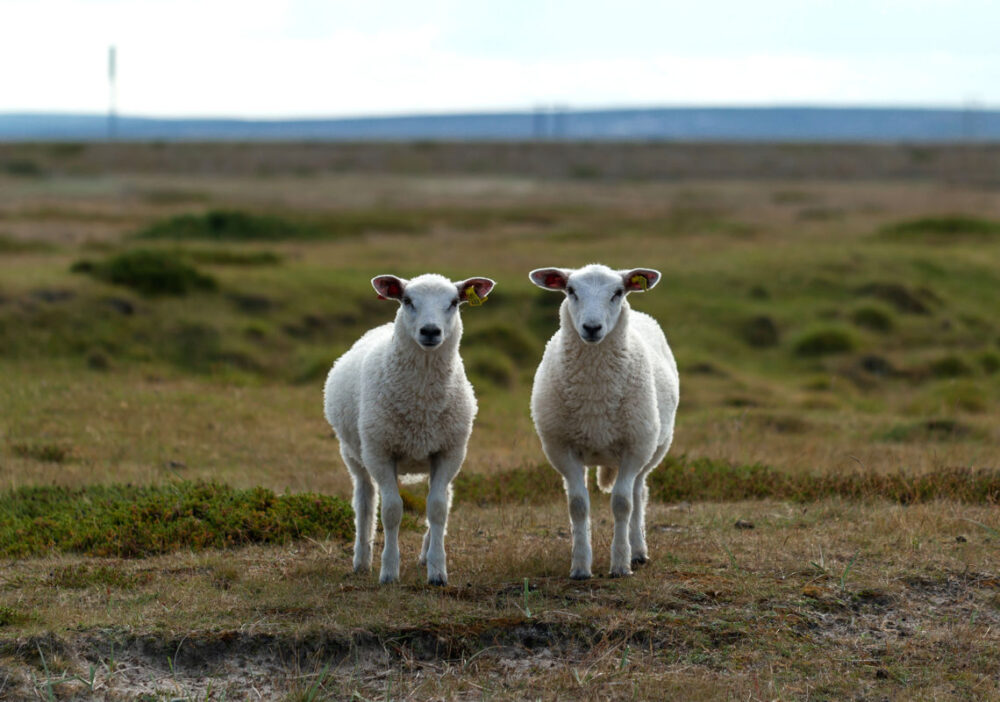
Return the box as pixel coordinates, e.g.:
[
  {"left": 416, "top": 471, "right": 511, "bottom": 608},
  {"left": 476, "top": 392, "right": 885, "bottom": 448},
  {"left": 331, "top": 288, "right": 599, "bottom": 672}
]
[
  {"left": 631, "top": 274, "right": 648, "bottom": 291},
  {"left": 465, "top": 285, "right": 486, "bottom": 306}
]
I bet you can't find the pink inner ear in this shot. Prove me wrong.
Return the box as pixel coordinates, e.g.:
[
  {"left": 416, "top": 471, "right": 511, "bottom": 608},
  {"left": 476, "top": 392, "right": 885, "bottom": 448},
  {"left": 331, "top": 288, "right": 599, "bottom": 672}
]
[
  {"left": 544, "top": 273, "right": 564, "bottom": 289},
  {"left": 386, "top": 281, "right": 401, "bottom": 298}
]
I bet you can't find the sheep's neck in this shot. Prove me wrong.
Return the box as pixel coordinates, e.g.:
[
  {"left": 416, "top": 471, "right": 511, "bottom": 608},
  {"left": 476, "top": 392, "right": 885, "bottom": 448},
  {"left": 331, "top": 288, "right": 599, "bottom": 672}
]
[
  {"left": 559, "top": 302, "right": 631, "bottom": 368},
  {"left": 386, "top": 322, "right": 461, "bottom": 391}
]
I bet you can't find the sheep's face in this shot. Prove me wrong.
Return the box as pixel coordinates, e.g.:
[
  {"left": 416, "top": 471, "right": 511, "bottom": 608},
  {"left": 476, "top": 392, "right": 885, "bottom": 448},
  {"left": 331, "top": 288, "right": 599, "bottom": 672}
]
[
  {"left": 372, "top": 274, "right": 495, "bottom": 350},
  {"left": 529, "top": 264, "right": 660, "bottom": 345}
]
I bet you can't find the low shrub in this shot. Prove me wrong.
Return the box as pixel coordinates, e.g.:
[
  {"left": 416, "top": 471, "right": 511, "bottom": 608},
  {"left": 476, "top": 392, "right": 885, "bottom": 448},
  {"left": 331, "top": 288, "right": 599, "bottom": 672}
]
[
  {"left": 0, "top": 481, "right": 355, "bottom": 558},
  {"left": 792, "top": 327, "right": 856, "bottom": 357},
  {"left": 850, "top": 305, "right": 894, "bottom": 332},
  {"left": 72, "top": 249, "right": 216, "bottom": 297}
]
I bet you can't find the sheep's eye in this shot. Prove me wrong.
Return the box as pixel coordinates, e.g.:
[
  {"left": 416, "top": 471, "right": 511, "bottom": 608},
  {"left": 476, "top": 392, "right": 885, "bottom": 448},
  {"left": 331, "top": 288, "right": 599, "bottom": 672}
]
[
  {"left": 567, "top": 286, "right": 576, "bottom": 297},
  {"left": 403, "top": 297, "right": 413, "bottom": 308},
  {"left": 612, "top": 289, "right": 624, "bottom": 300},
  {"left": 449, "top": 298, "right": 458, "bottom": 309}
]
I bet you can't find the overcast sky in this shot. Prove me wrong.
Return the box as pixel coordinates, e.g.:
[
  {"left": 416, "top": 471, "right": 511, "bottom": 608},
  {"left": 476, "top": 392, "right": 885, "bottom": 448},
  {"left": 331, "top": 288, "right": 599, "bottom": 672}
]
[{"left": 2, "top": 0, "right": 998, "bottom": 118}]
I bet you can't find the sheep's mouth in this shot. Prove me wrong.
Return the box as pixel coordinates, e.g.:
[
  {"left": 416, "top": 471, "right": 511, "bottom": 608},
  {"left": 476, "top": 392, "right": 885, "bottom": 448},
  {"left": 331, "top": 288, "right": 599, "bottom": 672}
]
[
  {"left": 418, "top": 338, "right": 443, "bottom": 349},
  {"left": 580, "top": 332, "right": 604, "bottom": 344}
]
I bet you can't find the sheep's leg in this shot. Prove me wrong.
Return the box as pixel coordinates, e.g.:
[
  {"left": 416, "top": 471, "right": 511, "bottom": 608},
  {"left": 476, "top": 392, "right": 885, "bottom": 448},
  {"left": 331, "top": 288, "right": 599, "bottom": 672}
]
[
  {"left": 418, "top": 529, "right": 430, "bottom": 566},
  {"left": 364, "top": 452, "right": 402, "bottom": 584},
  {"left": 543, "top": 442, "right": 591, "bottom": 579},
  {"left": 610, "top": 459, "right": 642, "bottom": 577},
  {"left": 425, "top": 451, "right": 462, "bottom": 586},
  {"left": 629, "top": 477, "right": 650, "bottom": 567},
  {"left": 631, "top": 441, "right": 672, "bottom": 566},
  {"left": 344, "top": 453, "right": 377, "bottom": 573}
]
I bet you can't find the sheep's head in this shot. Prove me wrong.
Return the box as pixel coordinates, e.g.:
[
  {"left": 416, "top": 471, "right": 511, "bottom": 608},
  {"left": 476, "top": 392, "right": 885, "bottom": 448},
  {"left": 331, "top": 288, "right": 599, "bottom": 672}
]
[
  {"left": 372, "top": 273, "right": 495, "bottom": 350},
  {"left": 529, "top": 264, "right": 659, "bottom": 344}
]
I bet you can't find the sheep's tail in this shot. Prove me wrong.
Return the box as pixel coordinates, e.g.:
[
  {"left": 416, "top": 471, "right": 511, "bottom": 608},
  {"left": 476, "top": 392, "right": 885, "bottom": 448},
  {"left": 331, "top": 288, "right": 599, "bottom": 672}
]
[{"left": 596, "top": 465, "right": 617, "bottom": 493}]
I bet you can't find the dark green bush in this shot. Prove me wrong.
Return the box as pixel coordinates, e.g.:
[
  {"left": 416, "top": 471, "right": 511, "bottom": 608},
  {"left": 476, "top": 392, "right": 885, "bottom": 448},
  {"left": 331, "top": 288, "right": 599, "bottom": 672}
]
[
  {"left": 792, "top": 327, "right": 856, "bottom": 357},
  {"left": 72, "top": 249, "right": 216, "bottom": 296},
  {"left": 851, "top": 305, "right": 894, "bottom": 332}
]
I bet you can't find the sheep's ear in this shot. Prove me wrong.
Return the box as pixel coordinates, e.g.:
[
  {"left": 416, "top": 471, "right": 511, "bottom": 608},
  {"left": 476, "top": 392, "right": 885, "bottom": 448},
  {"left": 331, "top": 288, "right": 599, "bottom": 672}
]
[
  {"left": 457, "top": 277, "right": 495, "bottom": 306},
  {"left": 371, "top": 275, "right": 406, "bottom": 301},
  {"left": 622, "top": 269, "right": 661, "bottom": 293},
  {"left": 529, "top": 268, "right": 569, "bottom": 291}
]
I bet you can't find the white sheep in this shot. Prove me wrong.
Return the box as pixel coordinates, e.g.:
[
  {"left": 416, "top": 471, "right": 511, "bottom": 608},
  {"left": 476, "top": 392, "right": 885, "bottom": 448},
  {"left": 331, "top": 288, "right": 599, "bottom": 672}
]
[
  {"left": 529, "top": 264, "right": 679, "bottom": 579},
  {"left": 323, "top": 273, "right": 495, "bottom": 585}
]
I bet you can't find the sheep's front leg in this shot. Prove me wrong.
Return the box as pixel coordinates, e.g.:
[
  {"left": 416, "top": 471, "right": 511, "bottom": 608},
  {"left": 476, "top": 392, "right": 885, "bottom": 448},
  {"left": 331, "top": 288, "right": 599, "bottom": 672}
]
[
  {"left": 610, "top": 458, "right": 642, "bottom": 577},
  {"left": 544, "top": 442, "right": 591, "bottom": 579},
  {"left": 365, "top": 452, "right": 402, "bottom": 584},
  {"left": 424, "top": 450, "right": 463, "bottom": 586}
]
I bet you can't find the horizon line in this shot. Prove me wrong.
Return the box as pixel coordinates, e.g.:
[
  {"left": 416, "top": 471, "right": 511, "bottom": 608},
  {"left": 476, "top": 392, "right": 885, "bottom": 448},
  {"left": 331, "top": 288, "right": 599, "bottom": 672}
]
[{"left": 2, "top": 102, "right": 998, "bottom": 123}]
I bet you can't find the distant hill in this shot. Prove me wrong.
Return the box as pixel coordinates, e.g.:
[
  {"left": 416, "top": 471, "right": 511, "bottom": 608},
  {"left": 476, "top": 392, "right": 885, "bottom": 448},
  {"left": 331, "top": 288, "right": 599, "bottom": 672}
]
[{"left": 1, "top": 107, "right": 999, "bottom": 142}]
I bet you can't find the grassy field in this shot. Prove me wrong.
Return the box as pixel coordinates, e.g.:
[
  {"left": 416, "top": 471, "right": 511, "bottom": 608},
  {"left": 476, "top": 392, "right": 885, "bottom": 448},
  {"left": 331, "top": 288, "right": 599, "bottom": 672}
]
[{"left": 0, "top": 143, "right": 999, "bottom": 699}]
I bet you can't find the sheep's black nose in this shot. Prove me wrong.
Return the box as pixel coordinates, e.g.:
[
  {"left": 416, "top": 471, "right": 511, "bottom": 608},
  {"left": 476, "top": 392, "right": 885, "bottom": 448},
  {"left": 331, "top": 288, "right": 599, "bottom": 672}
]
[
  {"left": 420, "top": 325, "right": 441, "bottom": 338},
  {"left": 583, "top": 323, "right": 602, "bottom": 337}
]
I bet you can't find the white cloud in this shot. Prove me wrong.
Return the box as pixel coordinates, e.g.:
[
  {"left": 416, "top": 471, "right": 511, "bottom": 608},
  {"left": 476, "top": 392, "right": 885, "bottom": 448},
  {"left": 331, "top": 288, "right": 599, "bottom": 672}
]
[{"left": 0, "top": 0, "right": 996, "bottom": 116}]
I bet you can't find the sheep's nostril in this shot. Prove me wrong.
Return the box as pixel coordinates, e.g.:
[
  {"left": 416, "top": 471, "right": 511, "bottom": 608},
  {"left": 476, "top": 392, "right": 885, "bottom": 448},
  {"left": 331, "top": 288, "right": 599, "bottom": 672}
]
[
  {"left": 583, "top": 324, "right": 602, "bottom": 337},
  {"left": 420, "top": 325, "right": 441, "bottom": 338}
]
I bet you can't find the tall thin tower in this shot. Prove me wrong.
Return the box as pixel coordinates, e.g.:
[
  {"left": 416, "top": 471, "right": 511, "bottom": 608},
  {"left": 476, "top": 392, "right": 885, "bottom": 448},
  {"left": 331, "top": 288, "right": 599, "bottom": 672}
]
[{"left": 108, "top": 45, "right": 117, "bottom": 140}]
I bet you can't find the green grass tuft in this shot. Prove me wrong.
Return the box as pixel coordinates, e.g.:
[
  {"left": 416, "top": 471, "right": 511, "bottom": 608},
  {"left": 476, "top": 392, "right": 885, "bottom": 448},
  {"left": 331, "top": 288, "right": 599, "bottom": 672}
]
[
  {"left": 0, "top": 481, "right": 355, "bottom": 558},
  {"left": 792, "top": 327, "right": 856, "bottom": 357},
  {"left": 72, "top": 249, "right": 217, "bottom": 297}
]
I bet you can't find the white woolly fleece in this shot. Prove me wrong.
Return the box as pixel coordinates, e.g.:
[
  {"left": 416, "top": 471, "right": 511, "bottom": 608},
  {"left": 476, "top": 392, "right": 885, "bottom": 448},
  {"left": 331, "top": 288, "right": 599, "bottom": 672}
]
[
  {"left": 323, "top": 272, "right": 492, "bottom": 587},
  {"left": 529, "top": 263, "right": 679, "bottom": 579}
]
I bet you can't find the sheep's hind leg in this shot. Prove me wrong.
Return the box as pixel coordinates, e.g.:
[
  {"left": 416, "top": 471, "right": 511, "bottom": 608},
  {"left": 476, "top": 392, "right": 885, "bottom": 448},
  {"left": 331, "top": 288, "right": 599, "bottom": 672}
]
[
  {"left": 629, "top": 477, "right": 650, "bottom": 567},
  {"left": 631, "top": 443, "right": 670, "bottom": 567},
  {"left": 425, "top": 451, "right": 463, "bottom": 586},
  {"left": 418, "top": 530, "right": 430, "bottom": 566},
  {"left": 344, "top": 453, "right": 377, "bottom": 574}
]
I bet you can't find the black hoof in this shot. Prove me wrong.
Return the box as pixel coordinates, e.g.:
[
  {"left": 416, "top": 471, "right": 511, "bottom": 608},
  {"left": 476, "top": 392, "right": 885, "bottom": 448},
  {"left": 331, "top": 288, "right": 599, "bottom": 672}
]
[
  {"left": 609, "top": 570, "right": 632, "bottom": 579},
  {"left": 631, "top": 555, "right": 648, "bottom": 568},
  {"left": 570, "top": 571, "right": 592, "bottom": 581},
  {"left": 427, "top": 576, "right": 447, "bottom": 587}
]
